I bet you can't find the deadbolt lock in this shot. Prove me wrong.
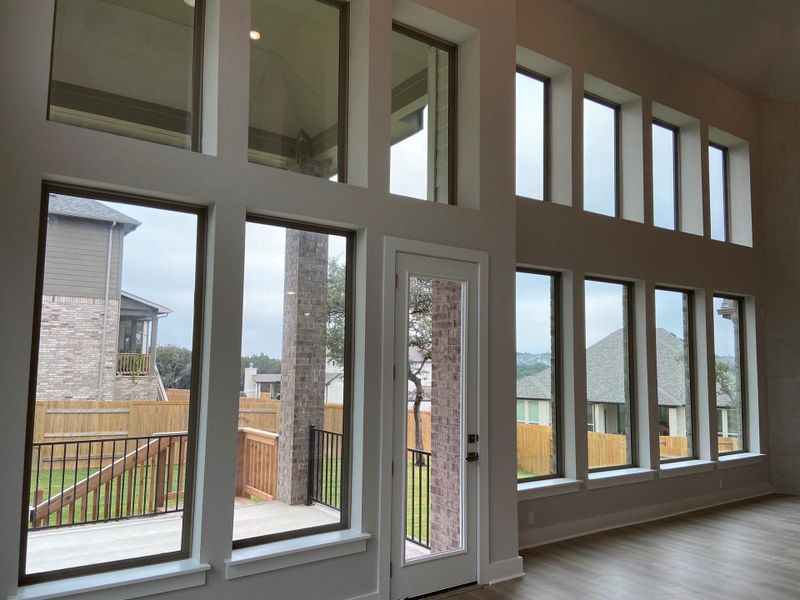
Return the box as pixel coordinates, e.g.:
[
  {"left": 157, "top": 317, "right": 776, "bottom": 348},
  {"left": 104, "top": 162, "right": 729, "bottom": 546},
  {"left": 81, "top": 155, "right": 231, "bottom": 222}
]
[
  {"left": 466, "top": 451, "right": 479, "bottom": 462},
  {"left": 468, "top": 434, "right": 479, "bottom": 444}
]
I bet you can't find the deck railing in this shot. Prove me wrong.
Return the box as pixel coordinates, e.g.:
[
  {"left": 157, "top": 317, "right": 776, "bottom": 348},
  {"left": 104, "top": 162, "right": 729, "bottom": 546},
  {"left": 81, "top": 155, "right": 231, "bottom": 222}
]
[
  {"left": 236, "top": 428, "right": 278, "bottom": 501},
  {"left": 307, "top": 426, "right": 342, "bottom": 510},
  {"left": 28, "top": 433, "right": 187, "bottom": 529},
  {"left": 116, "top": 353, "right": 151, "bottom": 376},
  {"left": 406, "top": 448, "right": 431, "bottom": 549}
]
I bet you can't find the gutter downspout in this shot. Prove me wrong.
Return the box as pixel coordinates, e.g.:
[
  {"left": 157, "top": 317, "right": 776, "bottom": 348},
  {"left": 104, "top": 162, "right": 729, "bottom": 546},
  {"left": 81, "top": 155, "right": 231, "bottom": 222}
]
[{"left": 97, "top": 221, "right": 116, "bottom": 401}]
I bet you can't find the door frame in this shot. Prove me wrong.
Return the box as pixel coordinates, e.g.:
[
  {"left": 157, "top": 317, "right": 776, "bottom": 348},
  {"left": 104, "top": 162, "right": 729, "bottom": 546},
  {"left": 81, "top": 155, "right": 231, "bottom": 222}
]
[{"left": 378, "top": 237, "right": 489, "bottom": 598}]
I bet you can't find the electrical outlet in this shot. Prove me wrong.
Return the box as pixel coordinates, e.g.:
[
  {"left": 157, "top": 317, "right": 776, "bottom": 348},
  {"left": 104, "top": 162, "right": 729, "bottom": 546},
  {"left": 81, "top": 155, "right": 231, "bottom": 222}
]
[{"left": 527, "top": 512, "right": 535, "bottom": 527}]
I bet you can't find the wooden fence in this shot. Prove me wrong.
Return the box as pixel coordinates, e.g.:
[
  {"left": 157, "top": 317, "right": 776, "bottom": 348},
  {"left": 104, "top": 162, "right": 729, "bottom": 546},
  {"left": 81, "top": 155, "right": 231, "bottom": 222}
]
[{"left": 34, "top": 398, "right": 433, "bottom": 451}]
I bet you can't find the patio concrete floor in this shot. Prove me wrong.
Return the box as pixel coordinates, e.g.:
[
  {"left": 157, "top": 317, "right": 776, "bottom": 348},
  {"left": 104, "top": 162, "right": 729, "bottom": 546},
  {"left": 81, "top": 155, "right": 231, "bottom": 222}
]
[{"left": 26, "top": 500, "right": 430, "bottom": 573}]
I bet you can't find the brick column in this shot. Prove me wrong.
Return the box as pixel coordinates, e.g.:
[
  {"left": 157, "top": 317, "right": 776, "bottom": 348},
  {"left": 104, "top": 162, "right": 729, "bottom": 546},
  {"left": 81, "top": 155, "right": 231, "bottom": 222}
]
[
  {"left": 277, "top": 230, "right": 328, "bottom": 505},
  {"left": 429, "top": 280, "right": 462, "bottom": 553}
]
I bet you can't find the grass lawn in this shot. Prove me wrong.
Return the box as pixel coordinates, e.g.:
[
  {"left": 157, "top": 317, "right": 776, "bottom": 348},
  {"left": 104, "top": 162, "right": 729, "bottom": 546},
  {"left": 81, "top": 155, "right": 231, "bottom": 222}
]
[{"left": 29, "top": 464, "right": 185, "bottom": 528}]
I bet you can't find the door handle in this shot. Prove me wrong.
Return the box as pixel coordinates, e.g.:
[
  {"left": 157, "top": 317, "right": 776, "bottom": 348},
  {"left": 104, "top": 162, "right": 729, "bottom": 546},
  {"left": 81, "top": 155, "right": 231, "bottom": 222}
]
[{"left": 466, "top": 451, "right": 479, "bottom": 462}]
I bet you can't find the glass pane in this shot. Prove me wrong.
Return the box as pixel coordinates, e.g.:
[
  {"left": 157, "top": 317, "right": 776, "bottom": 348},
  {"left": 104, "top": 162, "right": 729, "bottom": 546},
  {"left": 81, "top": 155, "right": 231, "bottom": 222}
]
[
  {"left": 585, "top": 280, "right": 633, "bottom": 469},
  {"left": 404, "top": 276, "right": 463, "bottom": 561},
  {"left": 653, "top": 123, "right": 677, "bottom": 230},
  {"left": 49, "top": 0, "right": 198, "bottom": 149},
  {"left": 249, "top": 0, "right": 343, "bottom": 179},
  {"left": 709, "top": 146, "right": 728, "bottom": 241},
  {"left": 516, "top": 72, "right": 546, "bottom": 200},
  {"left": 714, "top": 297, "right": 745, "bottom": 453},
  {"left": 235, "top": 221, "right": 349, "bottom": 542},
  {"left": 515, "top": 272, "right": 557, "bottom": 480},
  {"left": 583, "top": 97, "right": 617, "bottom": 216},
  {"left": 655, "top": 289, "right": 693, "bottom": 460},
  {"left": 390, "top": 28, "right": 452, "bottom": 203},
  {"left": 26, "top": 193, "right": 199, "bottom": 576}
]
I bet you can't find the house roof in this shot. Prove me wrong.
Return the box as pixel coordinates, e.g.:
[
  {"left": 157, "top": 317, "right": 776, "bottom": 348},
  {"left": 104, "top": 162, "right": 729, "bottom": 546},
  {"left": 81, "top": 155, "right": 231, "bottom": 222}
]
[
  {"left": 253, "top": 374, "right": 281, "bottom": 384},
  {"left": 49, "top": 194, "right": 141, "bottom": 232},
  {"left": 121, "top": 291, "right": 172, "bottom": 316},
  {"left": 518, "top": 328, "right": 735, "bottom": 408}
]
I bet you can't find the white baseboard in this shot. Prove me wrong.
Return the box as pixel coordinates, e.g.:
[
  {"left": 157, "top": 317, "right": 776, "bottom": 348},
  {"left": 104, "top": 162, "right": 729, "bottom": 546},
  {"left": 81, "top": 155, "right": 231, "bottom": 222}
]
[
  {"left": 480, "top": 556, "right": 524, "bottom": 585},
  {"left": 519, "top": 483, "right": 772, "bottom": 550},
  {"left": 343, "top": 592, "right": 380, "bottom": 600}
]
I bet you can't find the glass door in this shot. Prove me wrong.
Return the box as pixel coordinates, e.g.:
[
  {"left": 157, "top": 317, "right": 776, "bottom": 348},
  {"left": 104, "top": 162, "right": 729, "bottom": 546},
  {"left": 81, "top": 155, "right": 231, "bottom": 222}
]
[{"left": 390, "top": 252, "right": 478, "bottom": 599}]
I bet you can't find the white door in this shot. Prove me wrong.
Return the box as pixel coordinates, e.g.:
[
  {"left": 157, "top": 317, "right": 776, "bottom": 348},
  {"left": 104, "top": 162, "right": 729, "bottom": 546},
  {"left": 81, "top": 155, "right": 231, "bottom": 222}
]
[{"left": 390, "top": 252, "right": 479, "bottom": 600}]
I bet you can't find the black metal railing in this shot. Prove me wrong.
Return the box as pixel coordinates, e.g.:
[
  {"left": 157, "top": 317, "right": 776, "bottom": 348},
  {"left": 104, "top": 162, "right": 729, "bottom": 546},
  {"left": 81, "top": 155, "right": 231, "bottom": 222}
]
[
  {"left": 307, "top": 426, "right": 342, "bottom": 510},
  {"left": 406, "top": 448, "right": 431, "bottom": 548},
  {"left": 28, "top": 433, "right": 187, "bottom": 530}
]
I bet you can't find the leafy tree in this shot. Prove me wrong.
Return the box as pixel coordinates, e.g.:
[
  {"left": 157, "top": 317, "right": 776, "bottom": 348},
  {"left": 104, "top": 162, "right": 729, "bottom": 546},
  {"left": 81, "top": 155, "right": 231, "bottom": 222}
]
[
  {"left": 240, "top": 354, "right": 281, "bottom": 378},
  {"left": 407, "top": 277, "right": 432, "bottom": 454},
  {"left": 156, "top": 344, "right": 192, "bottom": 389},
  {"left": 326, "top": 258, "right": 347, "bottom": 368}
]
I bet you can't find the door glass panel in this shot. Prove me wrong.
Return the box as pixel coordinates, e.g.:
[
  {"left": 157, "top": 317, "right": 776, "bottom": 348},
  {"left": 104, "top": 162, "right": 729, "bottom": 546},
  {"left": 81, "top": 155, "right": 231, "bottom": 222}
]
[{"left": 404, "top": 275, "right": 464, "bottom": 562}]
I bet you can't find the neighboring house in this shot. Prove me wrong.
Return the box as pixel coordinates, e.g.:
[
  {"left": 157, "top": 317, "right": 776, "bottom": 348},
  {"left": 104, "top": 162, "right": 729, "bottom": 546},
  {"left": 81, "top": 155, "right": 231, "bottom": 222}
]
[
  {"left": 517, "top": 328, "right": 735, "bottom": 436},
  {"left": 36, "top": 195, "right": 169, "bottom": 402},
  {"left": 241, "top": 365, "right": 341, "bottom": 402}
]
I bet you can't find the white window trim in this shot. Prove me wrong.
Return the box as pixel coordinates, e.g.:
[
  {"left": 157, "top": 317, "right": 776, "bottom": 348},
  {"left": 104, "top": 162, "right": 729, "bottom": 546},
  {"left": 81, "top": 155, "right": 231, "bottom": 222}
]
[
  {"left": 10, "top": 560, "right": 209, "bottom": 600},
  {"left": 717, "top": 452, "right": 765, "bottom": 470},
  {"left": 658, "top": 459, "right": 715, "bottom": 479},
  {"left": 225, "top": 529, "right": 371, "bottom": 580},
  {"left": 585, "top": 467, "right": 656, "bottom": 490},
  {"left": 517, "top": 477, "right": 581, "bottom": 500}
]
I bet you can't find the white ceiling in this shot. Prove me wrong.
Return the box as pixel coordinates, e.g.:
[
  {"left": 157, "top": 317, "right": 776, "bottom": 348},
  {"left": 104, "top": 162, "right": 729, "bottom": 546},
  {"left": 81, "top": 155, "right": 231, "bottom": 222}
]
[{"left": 561, "top": 0, "right": 800, "bottom": 102}]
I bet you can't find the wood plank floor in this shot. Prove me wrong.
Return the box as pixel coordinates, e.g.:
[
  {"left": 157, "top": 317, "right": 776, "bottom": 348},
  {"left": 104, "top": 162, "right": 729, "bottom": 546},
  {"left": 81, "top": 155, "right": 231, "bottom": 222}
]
[{"left": 435, "top": 495, "right": 800, "bottom": 600}]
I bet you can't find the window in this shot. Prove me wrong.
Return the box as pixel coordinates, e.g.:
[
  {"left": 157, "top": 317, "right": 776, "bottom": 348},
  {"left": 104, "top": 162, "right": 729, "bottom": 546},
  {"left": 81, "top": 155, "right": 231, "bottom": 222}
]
[
  {"left": 709, "top": 144, "right": 729, "bottom": 241},
  {"left": 713, "top": 296, "right": 746, "bottom": 454},
  {"left": 21, "top": 187, "right": 205, "bottom": 582},
  {"left": 48, "top": 0, "right": 204, "bottom": 150},
  {"left": 234, "top": 217, "right": 353, "bottom": 546},
  {"left": 652, "top": 121, "right": 679, "bottom": 230},
  {"left": 390, "top": 23, "right": 457, "bottom": 204},
  {"left": 515, "top": 270, "right": 559, "bottom": 481},
  {"left": 248, "top": 0, "right": 348, "bottom": 180},
  {"left": 585, "top": 279, "right": 634, "bottom": 469},
  {"left": 583, "top": 95, "right": 619, "bottom": 217},
  {"left": 655, "top": 288, "right": 695, "bottom": 461},
  {"left": 516, "top": 68, "right": 549, "bottom": 200}
]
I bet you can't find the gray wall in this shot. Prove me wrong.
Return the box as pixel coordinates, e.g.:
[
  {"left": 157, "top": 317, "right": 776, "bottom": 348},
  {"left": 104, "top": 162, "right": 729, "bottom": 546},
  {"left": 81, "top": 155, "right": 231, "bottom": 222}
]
[
  {"left": 42, "top": 215, "right": 122, "bottom": 300},
  {"left": 760, "top": 97, "right": 800, "bottom": 494}
]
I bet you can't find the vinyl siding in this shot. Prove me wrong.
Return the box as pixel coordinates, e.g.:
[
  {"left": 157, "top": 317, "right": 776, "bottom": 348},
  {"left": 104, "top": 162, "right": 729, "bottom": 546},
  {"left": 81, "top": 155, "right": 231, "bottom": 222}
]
[{"left": 42, "top": 215, "right": 122, "bottom": 299}]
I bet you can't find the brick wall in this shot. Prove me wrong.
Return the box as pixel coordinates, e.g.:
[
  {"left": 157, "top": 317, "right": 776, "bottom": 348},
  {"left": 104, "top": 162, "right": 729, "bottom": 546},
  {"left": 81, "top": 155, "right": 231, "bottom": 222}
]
[
  {"left": 430, "top": 279, "right": 462, "bottom": 553},
  {"left": 36, "top": 295, "right": 120, "bottom": 401},
  {"left": 277, "top": 230, "right": 329, "bottom": 505}
]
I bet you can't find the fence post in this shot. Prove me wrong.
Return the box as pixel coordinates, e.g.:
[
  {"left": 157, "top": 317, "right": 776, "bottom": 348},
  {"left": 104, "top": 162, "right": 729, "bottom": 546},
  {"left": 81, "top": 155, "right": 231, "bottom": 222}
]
[{"left": 306, "top": 425, "right": 315, "bottom": 506}]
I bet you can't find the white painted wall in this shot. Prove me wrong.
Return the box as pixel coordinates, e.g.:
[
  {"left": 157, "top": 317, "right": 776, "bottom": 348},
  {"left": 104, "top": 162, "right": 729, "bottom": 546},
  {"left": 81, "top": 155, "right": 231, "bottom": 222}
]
[{"left": 0, "top": 0, "right": 781, "bottom": 598}]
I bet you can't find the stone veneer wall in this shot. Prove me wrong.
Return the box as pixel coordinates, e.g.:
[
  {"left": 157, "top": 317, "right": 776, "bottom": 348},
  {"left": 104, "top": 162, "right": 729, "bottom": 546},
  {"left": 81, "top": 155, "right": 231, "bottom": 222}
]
[
  {"left": 36, "top": 295, "right": 119, "bottom": 401},
  {"left": 277, "top": 230, "right": 329, "bottom": 505},
  {"left": 429, "top": 280, "right": 463, "bottom": 553}
]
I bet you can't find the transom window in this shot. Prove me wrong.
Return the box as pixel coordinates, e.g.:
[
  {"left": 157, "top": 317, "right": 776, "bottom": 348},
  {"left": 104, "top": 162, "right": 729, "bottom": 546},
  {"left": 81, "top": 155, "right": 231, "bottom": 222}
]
[
  {"left": 652, "top": 120, "right": 679, "bottom": 230},
  {"left": 583, "top": 95, "right": 619, "bottom": 217},
  {"left": 390, "top": 23, "right": 457, "bottom": 204},
  {"left": 709, "top": 144, "right": 730, "bottom": 241},
  {"left": 515, "top": 68, "right": 549, "bottom": 201}
]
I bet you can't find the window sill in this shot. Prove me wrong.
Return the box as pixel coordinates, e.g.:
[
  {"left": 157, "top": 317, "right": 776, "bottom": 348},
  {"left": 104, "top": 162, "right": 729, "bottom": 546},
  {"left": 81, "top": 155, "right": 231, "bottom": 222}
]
[
  {"left": 225, "top": 529, "right": 371, "bottom": 580},
  {"left": 659, "top": 459, "right": 716, "bottom": 479},
  {"left": 717, "top": 452, "right": 765, "bottom": 470},
  {"left": 586, "top": 467, "right": 656, "bottom": 490},
  {"left": 10, "top": 560, "right": 209, "bottom": 600},
  {"left": 518, "top": 478, "right": 582, "bottom": 500}
]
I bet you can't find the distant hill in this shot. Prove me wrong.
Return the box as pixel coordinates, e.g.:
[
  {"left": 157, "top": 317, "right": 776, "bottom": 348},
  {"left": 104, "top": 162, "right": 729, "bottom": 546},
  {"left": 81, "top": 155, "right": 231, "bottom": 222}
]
[{"left": 516, "top": 352, "right": 551, "bottom": 379}]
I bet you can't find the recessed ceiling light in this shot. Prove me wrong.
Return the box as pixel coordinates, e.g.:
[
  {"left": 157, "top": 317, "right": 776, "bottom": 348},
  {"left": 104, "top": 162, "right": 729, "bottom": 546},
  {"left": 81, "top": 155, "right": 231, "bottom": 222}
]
[
  {"left": 286, "top": 291, "right": 296, "bottom": 295},
  {"left": 303, "top": 311, "right": 312, "bottom": 317},
  {"left": 250, "top": 30, "right": 262, "bottom": 41}
]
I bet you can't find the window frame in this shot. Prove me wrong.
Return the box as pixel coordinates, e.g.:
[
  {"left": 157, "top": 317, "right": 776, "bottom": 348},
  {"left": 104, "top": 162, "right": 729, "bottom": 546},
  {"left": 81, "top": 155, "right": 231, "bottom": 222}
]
[
  {"left": 654, "top": 286, "right": 698, "bottom": 464},
  {"left": 18, "top": 182, "right": 208, "bottom": 585},
  {"left": 515, "top": 66, "right": 551, "bottom": 202},
  {"left": 233, "top": 214, "right": 355, "bottom": 549},
  {"left": 47, "top": 0, "right": 207, "bottom": 153},
  {"left": 709, "top": 142, "right": 731, "bottom": 242},
  {"left": 584, "top": 276, "right": 637, "bottom": 472},
  {"left": 652, "top": 118, "right": 681, "bottom": 231},
  {"left": 391, "top": 21, "right": 458, "bottom": 206},
  {"left": 714, "top": 294, "right": 748, "bottom": 456},
  {"left": 583, "top": 93, "right": 621, "bottom": 218},
  {"left": 515, "top": 267, "right": 562, "bottom": 483}
]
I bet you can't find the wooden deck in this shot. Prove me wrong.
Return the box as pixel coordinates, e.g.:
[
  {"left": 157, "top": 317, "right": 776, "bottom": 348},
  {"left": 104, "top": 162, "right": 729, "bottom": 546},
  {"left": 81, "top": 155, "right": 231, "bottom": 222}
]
[
  {"left": 26, "top": 500, "right": 339, "bottom": 574},
  {"left": 428, "top": 495, "right": 800, "bottom": 599}
]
